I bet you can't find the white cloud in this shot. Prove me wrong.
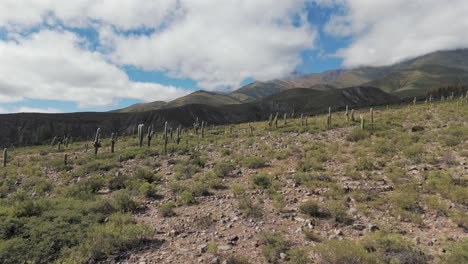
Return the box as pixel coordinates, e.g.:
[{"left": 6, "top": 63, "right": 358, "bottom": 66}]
[
  {"left": 0, "top": 0, "right": 178, "bottom": 30},
  {"left": 0, "top": 30, "right": 190, "bottom": 107},
  {"left": 322, "top": 0, "right": 468, "bottom": 67},
  {"left": 106, "top": 0, "right": 316, "bottom": 90}
]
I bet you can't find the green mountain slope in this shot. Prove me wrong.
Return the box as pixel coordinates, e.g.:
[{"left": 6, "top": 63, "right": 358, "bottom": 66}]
[
  {"left": 365, "top": 64, "right": 468, "bottom": 98},
  {"left": 164, "top": 90, "right": 244, "bottom": 108},
  {"left": 112, "top": 101, "right": 167, "bottom": 113}
]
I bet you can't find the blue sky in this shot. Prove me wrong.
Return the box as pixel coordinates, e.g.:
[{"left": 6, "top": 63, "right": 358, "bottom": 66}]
[{"left": 0, "top": 0, "right": 466, "bottom": 113}]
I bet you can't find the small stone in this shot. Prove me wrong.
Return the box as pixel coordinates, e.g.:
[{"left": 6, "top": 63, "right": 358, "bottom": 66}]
[
  {"left": 218, "top": 245, "right": 232, "bottom": 251},
  {"left": 280, "top": 253, "right": 287, "bottom": 260},
  {"left": 210, "top": 257, "right": 220, "bottom": 264},
  {"left": 228, "top": 235, "right": 239, "bottom": 242},
  {"left": 353, "top": 223, "right": 366, "bottom": 231},
  {"left": 368, "top": 224, "right": 379, "bottom": 232},
  {"left": 198, "top": 244, "right": 208, "bottom": 253}
]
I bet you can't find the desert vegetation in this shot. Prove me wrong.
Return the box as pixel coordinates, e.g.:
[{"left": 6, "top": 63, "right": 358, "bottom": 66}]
[{"left": 0, "top": 98, "right": 467, "bottom": 263}]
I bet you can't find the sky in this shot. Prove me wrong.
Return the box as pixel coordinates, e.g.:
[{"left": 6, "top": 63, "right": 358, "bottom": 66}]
[{"left": 0, "top": 0, "right": 468, "bottom": 113}]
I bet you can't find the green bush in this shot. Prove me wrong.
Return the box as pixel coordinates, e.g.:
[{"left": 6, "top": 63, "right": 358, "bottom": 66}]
[
  {"left": 252, "top": 173, "right": 272, "bottom": 190},
  {"left": 139, "top": 182, "right": 159, "bottom": 199},
  {"left": 261, "top": 232, "right": 289, "bottom": 263},
  {"left": 237, "top": 196, "right": 262, "bottom": 218},
  {"left": 179, "top": 190, "right": 197, "bottom": 205},
  {"left": 317, "top": 240, "right": 375, "bottom": 264},
  {"left": 299, "top": 199, "right": 328, "bottom": 218},
  {"left": 347, "top": 127, "right": 370, "bottom": 142},
  {"left": 158, "top": 201, "right": 176, "bottom": 217},
  {"left": 111, "top": 190, "right": 140, "bottom": 213},
  {"left": 444, "top": 239, "right": 468, "bottom": 264}
]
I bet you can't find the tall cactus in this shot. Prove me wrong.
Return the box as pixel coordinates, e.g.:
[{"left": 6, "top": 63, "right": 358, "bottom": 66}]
[
  {"left": 147, "top": 125, "right": 154, "bottom": 147},
  {"left": 201, "top": 121, "right": 205, "bottom": 138},
  {"left": 164, "top": 121, "right": 168, "bottom": 155},
  {"left": 351, "top": 109, "right": 355, "bottom": 122},
  {"left": 137, "top": 124, "right": 145, "bottom": 147},
  {"left": 370, "top": 108, "right": 374, "bottom": 126},
  {"left": 300, "top": 113, "right": 304, "bottom": 126},
  {"left": 274, "top": 112, "right": 279, "bottom": 129},
  {"left": 345, "top": 105, "right": 349, "bottom": 122},
  {"left": 50, "top": 136, "right": 57, "bottom": 146},
  {"left": 268, "top": 114, "right": 273, "bottom": 128},
  {"left": 283, "top": 113, "right": 287, "bottom": 125},
  {"left": 92, "top": 128, "right": 101, "bottom": 155},
  {"left": 3, "top": 148, "right": 7, "bottom": 167},
  {"left": 413, "top": 97, "right": 417, "bottom": 105},
  {"left": 327, "top": 107, "right": 332, "bottom": 129},
  {"left": 360, "top": 115, "right": 365, "bottom": 130},
  {"left": 176, "top": 125, "right": 181, "bottom": 145},
  {"left": 110, "top": 133, "right": 117, "bottom": 153}
]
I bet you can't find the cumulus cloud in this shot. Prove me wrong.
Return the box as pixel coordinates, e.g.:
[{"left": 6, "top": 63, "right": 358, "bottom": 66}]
[
  {"left": 0, "top": 0, "right": 178, "bottom": 30},
  {"left": 321, "top": 0, "right": 468, "bottom": 67},
  {"left": 0, "top": 0, "right": 316, "bottom": 110},
  {"left": 0, "top": 30, "right": 189, "bottom": 107},
  {"left": 105, "top": 0, "right": 316, "bottom": 90}
]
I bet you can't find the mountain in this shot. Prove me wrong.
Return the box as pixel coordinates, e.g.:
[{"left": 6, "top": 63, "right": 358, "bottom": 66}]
[
  {"left": 364, "top": 64, "right": 468, "bottom": 97},
  {"left": 113, "top": 90, "right": 244, "bottom": 112},
  {"left": 112, "top": 101, "right": 167, "bottom": 113},
  {"left": 0, "top": 87, "right": 397, "bottom": 147},
  {"left": 229, "top": 81, "right": 290, "bottom": 102},
  {"left": 163, "top": 90, "right": 243, "bottom": 108}
]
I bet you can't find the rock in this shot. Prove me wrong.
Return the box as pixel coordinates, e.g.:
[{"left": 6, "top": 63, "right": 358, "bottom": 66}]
[
  {"left": 334, "top": 229, "right": 344, "bottom": 236},
  {"left": 169, "top": 229, "right": 179, "bottom": 237},
  {"left": 210, "top": 257, "right": 220, "bottom": 264},
  {"left": 353, "top": 223, "right": 366, "bottom": 231},
  {"left": 228, "top": 235, "right": 239, "bottom": 242},
  {"left": 368, "top": 224, "right": 379, "bottom": 232},
  {"left": 218, "top": 245, "right": 232, "bottom": 251},
  {"left": 198, "top": 244, "right": 208, "bottom": 254},
  {"left": 280, "top": 252, "right": 288, "bottom": 260}
]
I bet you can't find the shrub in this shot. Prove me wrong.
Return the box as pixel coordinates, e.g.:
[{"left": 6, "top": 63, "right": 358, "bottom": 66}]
[
  {"left": 328, "top": 200, "right": 352, "bottom": 224},
  {"left": 444, "top": 239, "right": 468, "bottom": 264},
  {"left": 138, "top": 183, "right": 158, "bottom": 199},
  {"left": 213, "top": 160, "right": 234, "bottom": 178},
  {"left": 347, "top": 127, "right": 370, "bottom": 142},
  {"left": 158, "top": 201, "right": 176, "bottom": 217},
  {"left": 134, "top": 167, "right": 160, "bottom": 183},
  {"left": 179, "top": 190, "right": 197, "bottom": 205},
  {"left": 362, "top": 232, "right": 428, "bottom": 264},
  {"left": 225, "top": 255, "right": 251, "bottom": 264},
  {"left": 242, "top": 155, "right": 268, "bottom": 169},
  {"left": 252, "top": 173, "right": 272, "bottom": 190},
  {"left": 317, "top": 240, "right": 375, "bottom": 264},
  {"left": 111, "top": 190, "right": 140, "bottom": 213},
  {"left": 237, "top": 196, "right": 262, "bottom": 218},
  {"left": 261, "top": 232, "right": 289, "bottom": 263},
  {"left": 299, "top": 199, "right": 328, "bottom": 218}
]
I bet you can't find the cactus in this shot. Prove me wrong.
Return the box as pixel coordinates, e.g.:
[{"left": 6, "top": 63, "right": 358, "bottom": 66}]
[
  {"left": 85, "top": 143, "right": 89, "bottom": 152},
  {"left": 283, "top": 113, "right": 287, "bottom": 125},
  {"left": 370, "top": 108, "right": 374, "bottom": 126},
  {"left": 249, "top": 123, "right": 253, "bottom": 135},
  {"left": 300, "top": 113, "right": 304, "bottom": 126},
  {"left": 441, "top": 95, "right": 445, "bottom": 102},
  {"left": 92, "top": 128, "right": 101, "bottom": 155},
  {"left": 345, "top": 105, "right": 349, "bottom": 122},
  {"left": 291, "top": 109, "right": 295, "bottom": 119},
  {"left": 201, "top": 121, "right": 205, "bottom": 138},
  {"left": 274, "top": 112, "right": 279, "bottom": 129},
  {"left": 305, "top": 116, "right": 308, "bottom": 126},
  {"left": 413, "top": 97, "right": 417, "bottom": 105},
  {"left": 164, "top": 121, "right": 168, "bottom": 155},
  {"left": 176, "top": 125, "right": 181, "bottom": 145},
  {"left": 147, "top": 125, "right": 154, "bottom": 147},
  {"left": 170, "top": 127, "right": 173, "bottom": 140},
  {"left": 3, "top": 148, "right": 7, "bottom": 167},
  {"left": 194, "top": 117, "right": 200, "bottom": 135},
  {"left": 360, "top": 115, "right": 365, "bottom": 130},
  {"left": 50, "top": 136, "right": 57, "bottom": 146},
  {"left": 351, "top": 109, "right": 355, "bottom": 122},
  {"left": 58, "top": 141, "right": 62, "bottom": 152},
  {"left": 64, "top": 154, "right": 68, "bottom": 165},
  {"left": 268, "top": 114, "right": 273, "bottom": 128},
  {"left": 327, "top": 107, "right": 332, "bottom": 129},
  {"left": 110, "top": 133, "right": 117, "bottom": 153},
  {"left": 137, "top": 124, "right": 145, "bottom": 147}
]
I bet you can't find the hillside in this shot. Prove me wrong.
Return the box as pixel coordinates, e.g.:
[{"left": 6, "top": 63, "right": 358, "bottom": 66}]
[
  {"left": 112, "top": 101, "right": 167, "bottom": 113},
  {"left": 1, "top": 100, "right": 466, "bottom": 263},
  {"left": 365, "top": 64, "right": 468, "bottom": 98},
  {"left": 163, "top": 90, "right": 243, "bottom": 108},
  {"left": 0, "top": 87, "right": 398, "bottom": 147}
]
